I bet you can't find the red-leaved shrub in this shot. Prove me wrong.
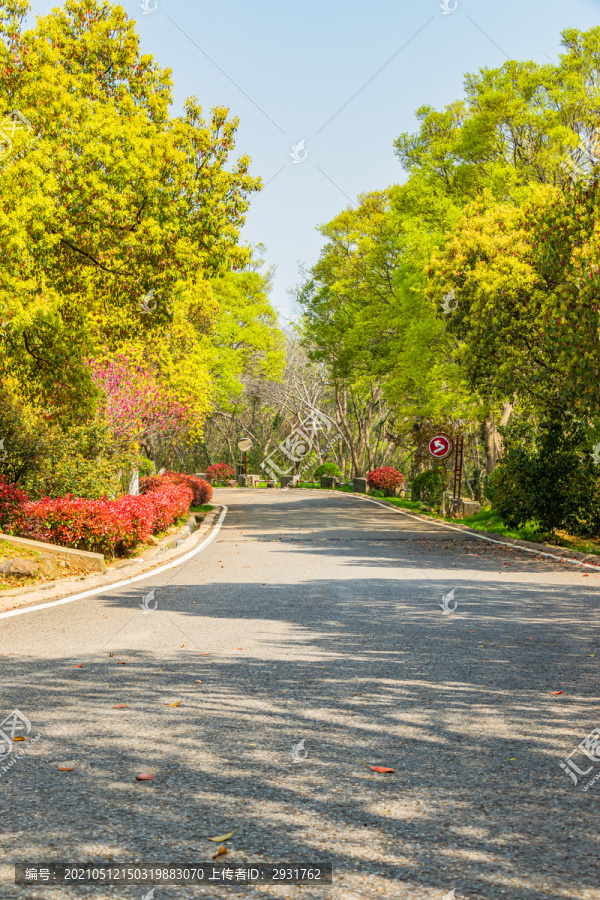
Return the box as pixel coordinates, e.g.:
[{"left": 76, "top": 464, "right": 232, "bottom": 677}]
[
  {"left": 206, "top": 463, "right": 235, "bottom": 484},
  {"left": 2, "top": 478, "right": 193, "bottom": 557},
  {"left": 0, "top": 476, "right": 29, "bottom": 530},
  {"left": 141, "top": 472, "right": 212, "bottom": 506},
  {"left": 366, "top": 467, "right": 405, "bottom": 495}
]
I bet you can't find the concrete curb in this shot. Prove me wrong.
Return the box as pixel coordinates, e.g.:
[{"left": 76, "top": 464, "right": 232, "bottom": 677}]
[
  {"left": 0, "top": 507, "right": 223, "bottom": 615},
  {"left": 0, "top": 533, "right": 106, "bottom": 573}
]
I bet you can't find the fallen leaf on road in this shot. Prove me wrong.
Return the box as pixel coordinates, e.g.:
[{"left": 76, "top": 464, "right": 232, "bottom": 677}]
[
  {"left": 113, "top": 704, "right": 128, "bottom": 709},
  {"left": 213, "top": 846, "right": 228, "bottom": 859},
  {"left": 370, "top": 766, "right": 395, "bottom": 774},
  {"left": 200, "top": 653, "right": 211, "bottom": 656},
  {"left": 208, "top": 831, "right": 235, "bottom": 842},
  {"left": 58, "top": 766, "right": 74, "bottom": 772},
  {"left": 168, "top": 700, "right": 182, "bottom": 707},
  {"left": 550, "top": 691, "right": 565, "bottom": 695},
  {"left": 117, "top": 661, "right": 127, "bottom": 665},
  {"left": 193, "top": 680, "right": 202, "bottom": 683},
  {"left": 109, "top": 653, "right": 114, "bottom": 657},
  {"left": 136, "top": 773, "right": 155, "bottom": 781},
  {"left": 13, "top": 736, "right": 25, "bottom": 742},
  {"left": 73, "top": 664, "right": 83, "bottom": 668}
]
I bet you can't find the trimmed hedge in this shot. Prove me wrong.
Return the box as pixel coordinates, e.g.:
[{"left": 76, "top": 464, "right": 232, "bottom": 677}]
[
  {"left": 206, "top": 463, "right": 235, "bottom": 484},
  {"left": 141, "top": 471, "right": 213, "bottom": 506},
  {"left": 367, "top": 467, "right": 405, "bottom": 495},
  {"left": 0, "top": 475, "right": 193, "bottom": 557}
]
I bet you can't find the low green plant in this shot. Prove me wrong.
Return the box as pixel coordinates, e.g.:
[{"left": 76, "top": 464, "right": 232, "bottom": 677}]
[
  {"left": 24, "top": 423, "right": 130, "bottom": 499},
  {"left": 314, "top": 462, "right": 342, "bottom": 478},
  {"left": 410, "top": 469, "right": 445, "bottom": 508}
]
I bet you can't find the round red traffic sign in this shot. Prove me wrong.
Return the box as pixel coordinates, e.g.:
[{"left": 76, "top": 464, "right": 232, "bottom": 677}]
[{"left": 428, "top": 435, "right": 452, "bottom": 459}]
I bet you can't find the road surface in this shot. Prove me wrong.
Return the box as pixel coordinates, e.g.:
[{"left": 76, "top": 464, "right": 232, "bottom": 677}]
[{"left": 0, "top": 490, "right": 598, "bottom": 899}]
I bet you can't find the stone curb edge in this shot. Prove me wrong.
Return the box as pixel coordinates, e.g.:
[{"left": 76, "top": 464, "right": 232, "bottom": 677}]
[{"left": 0, "top": 507, "right": 223, "bottom": 614}]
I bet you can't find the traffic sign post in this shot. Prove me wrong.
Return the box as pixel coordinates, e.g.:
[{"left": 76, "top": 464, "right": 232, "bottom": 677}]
[
  {"left": 453, "top": 434, "right": 465, "bottom": 499},
  {"left": 428, "top": 434, "right": 454, "bottom": 515},
  {"left": 428, "top": 435, "right": 452, "bottom": 460}
]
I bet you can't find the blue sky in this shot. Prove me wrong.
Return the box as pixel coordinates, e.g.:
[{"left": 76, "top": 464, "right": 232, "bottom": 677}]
[{"left": 27, "top": 0, "right": 600, "bottom": 318}]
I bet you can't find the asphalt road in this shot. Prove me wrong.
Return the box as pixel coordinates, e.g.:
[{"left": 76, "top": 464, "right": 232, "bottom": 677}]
[{"left": 0, "top": 489, "right": 599, "bottom": 900}]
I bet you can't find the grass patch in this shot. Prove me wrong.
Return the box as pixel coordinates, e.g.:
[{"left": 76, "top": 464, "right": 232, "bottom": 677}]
[
  {"left": 464, "top": 508, "right": 542, "bottom": 542},
  {"left": 0, "top": 539, "right": 41, "bottom": 561},
  {"left": 191, "top": 505, "right": 214, "bottom": 513}
]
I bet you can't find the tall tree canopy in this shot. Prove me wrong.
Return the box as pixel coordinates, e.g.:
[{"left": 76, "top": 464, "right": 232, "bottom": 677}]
[{"left": 0, "top": 0, "right": 261, "bottom": 430}]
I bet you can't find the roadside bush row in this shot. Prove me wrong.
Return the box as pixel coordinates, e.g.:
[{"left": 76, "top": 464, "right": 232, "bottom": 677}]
[
  {"left": 0, "top": 473, "right": 211, "bottom": 557},
  {"left": 140, "top": 472, "right": 213, "bottom": 506}
]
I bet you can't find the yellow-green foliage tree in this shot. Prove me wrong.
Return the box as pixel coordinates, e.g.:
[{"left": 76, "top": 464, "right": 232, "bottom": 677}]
[{"left": 0, "top": 0, "right": 261, "bottom": 435}]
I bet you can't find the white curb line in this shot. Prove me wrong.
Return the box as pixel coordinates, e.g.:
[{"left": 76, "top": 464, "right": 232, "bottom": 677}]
[{"left": 0, "top": 506, "right": 228, "bottom": 621}]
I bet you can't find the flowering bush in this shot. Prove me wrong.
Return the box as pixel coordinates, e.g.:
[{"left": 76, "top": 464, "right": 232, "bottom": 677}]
[
  {"left": 2, "top": 479, "right": 193, "bottom": 557},
  {"left": 89, "top": 355, "right": 191, "bottom": 447},
  {"left": 141, "top": 472, "right": 213, "bottom": 506},
  {"left": 367, "top": 467, "right": 405, "bottom": 496},
  {"left": 206, "top": 463, "right": 236, "bottom": 484}
]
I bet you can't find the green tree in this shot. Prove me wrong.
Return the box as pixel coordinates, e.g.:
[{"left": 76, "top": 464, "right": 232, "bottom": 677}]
[{"left": 0, "top": 0, "right": 261, "bottom": 428}]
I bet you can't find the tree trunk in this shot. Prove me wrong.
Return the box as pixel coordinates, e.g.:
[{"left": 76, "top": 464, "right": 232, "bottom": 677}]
[
  {"left": 335, "top": 381, "right": 362, "bottom": 476},
  {"left": 481, "top": 402, "right": 513, "bottom": 475}
]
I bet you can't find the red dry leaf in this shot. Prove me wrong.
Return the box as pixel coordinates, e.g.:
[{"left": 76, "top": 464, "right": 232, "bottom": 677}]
[
  {"left": 136, "top": 773, "right": 155, "bottom": 781},
  {"left": 58, "top": 766, "right": 74, "bottom": 772},
  {"left": 117, "top": 661, "right": 127, "bottom": 665},
  {"left": 113, "top": 704, "right": 128, "bottom": 709},
  {"left": 109, "top": 653, "right": 115, "bottom": 658},
  {"left": 550, "top": 691, "right": 565, "bottom": 695},
  {"left": 370, "top": 766, "right": 396, "bottom": 774},
  {"left": 213, "top": 845, "right": 228, "bottom": 859}
]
